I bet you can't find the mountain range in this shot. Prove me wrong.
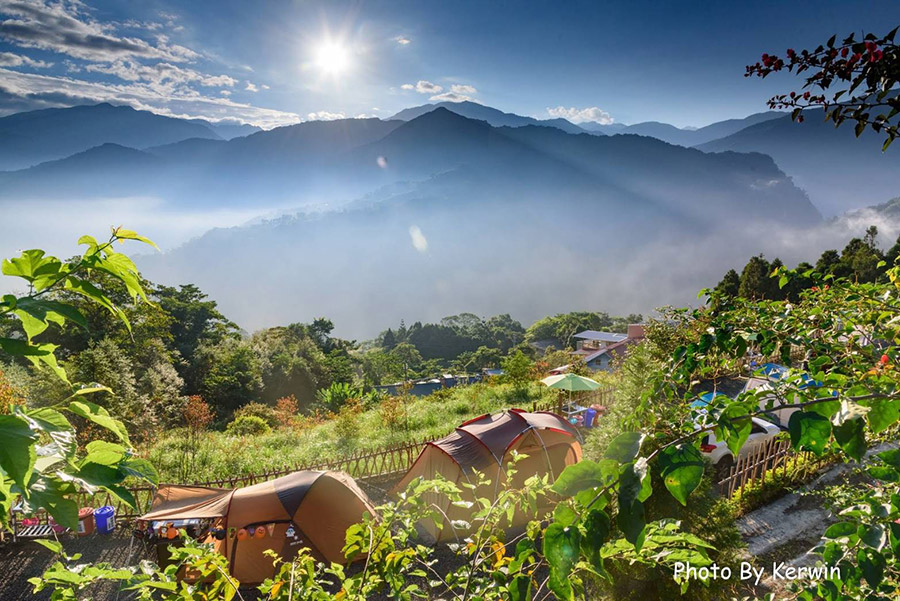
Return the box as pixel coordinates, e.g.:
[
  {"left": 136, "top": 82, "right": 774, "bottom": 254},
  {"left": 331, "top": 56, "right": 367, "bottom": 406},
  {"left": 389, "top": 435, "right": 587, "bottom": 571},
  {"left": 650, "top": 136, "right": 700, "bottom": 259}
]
[{"left": 0, "top": 100, "right": 895, "bottom": 335}]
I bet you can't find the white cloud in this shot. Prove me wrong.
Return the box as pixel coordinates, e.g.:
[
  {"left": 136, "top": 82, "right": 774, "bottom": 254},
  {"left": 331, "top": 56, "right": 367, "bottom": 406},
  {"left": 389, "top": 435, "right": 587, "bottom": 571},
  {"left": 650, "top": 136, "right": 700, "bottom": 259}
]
[
  {"left": 307, "top": 110, "right": 345, "bottom": 121},
  {"left": 394, "top": 36, "right": 411, "bottom": 45},
  {"left": 546, "top": 106, "right": 614, "bottom": 125},
  {"left": 0, "top": 67, "right": 301, "bottom": 127},
  {"left": 245, "top": 81, "right": 258, "bottom": 92},
  {"left": 402, "top": 80, "right": 443, "bottom": 94},
  {"left": 409, "top": 225, "right": 428, "bottom": 253},
  {"left": 450, "top": 84, "right": 476, "bottom": 95},
  {"left": 0, "top": 50, "right": 51, "bottom": 68},
  {"left": 219, "top": 90, "right": 230, "bottom": 96},
  {"left": 0, "top": 0, "right": 198, "bottom": 62},
  {"left": 429, "top": 91, "right": 473, "bottom": 103},
  {"left": 261, "top": 84, "right": 270, "bottom": 90}
]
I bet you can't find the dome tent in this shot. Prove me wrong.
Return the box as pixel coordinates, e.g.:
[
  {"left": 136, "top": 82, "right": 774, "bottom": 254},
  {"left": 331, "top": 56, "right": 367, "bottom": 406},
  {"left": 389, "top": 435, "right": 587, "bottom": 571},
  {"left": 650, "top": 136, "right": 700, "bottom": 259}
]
[
  {"left": 391, "top": 409, "right": 581, "bottom": 542},
  {"left": 140, "top": 470, "right": 376, "bottom": 584}
]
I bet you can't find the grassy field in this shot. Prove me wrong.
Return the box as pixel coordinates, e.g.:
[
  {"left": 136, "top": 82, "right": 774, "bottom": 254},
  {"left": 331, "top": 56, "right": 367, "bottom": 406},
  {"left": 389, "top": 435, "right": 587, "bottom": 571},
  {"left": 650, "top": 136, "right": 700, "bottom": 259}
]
[{"left": 145, "top": 382, "right": 559, "bottom": 483}]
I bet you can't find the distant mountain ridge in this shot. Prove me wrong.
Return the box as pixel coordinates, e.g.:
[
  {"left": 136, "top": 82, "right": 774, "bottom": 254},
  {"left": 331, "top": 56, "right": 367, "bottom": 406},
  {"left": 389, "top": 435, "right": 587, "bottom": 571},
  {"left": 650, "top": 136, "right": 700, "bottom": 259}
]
[
  {"left": 390, "top": 101, "right": 589, "bottom": 135},
  {"left": 697, "top": 110, "right": 900, "bottom": 216}
]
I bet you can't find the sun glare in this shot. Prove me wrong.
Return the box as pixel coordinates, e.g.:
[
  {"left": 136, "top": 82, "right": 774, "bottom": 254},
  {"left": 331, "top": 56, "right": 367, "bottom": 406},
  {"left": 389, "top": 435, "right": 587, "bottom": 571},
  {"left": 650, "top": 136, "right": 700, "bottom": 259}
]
[{"left": 314, "top": 41, "right": 351, "bottom": 75}]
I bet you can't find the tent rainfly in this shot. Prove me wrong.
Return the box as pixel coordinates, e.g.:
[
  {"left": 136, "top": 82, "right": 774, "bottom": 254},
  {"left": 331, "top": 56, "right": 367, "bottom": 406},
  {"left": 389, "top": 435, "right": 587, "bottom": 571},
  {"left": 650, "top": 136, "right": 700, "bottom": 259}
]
[
  {"left": 140, "top": 470, "right": 376, "bottom": 584},
  {"left": 391, "top": 409, "right": 582, "bottom": 542}
]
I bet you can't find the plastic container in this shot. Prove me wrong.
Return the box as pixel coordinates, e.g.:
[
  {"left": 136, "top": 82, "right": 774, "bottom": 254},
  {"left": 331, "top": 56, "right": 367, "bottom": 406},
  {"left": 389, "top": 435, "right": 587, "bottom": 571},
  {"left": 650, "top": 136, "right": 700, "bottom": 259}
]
[
  {"left": 77, "top": 507, "right": 95, "bottom": 536},
  {"left": 584, "top": 408, "right": 597, "bottom": 428},
  {"left": 95, "top": 505, "right": 116, "bottom": 534},
  {"left": 48, "top": 517, "right": 67, "bottom": 534}
]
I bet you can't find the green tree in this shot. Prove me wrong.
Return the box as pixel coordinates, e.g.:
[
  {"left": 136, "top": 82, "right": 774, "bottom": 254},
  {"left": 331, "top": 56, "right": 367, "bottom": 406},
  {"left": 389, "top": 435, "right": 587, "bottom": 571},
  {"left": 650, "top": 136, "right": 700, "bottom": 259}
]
[
  {"left": 501, "top": 349, "right": 533, "bottom": 391},
  {"left": 714, "top": 269, "right": 740, "bottom": 297},
  {"left": 738, "top": 254, "right": 771, "bottom": 299},
  {"left": 200, "top": 339, "right": 263, "bottom": 417}
]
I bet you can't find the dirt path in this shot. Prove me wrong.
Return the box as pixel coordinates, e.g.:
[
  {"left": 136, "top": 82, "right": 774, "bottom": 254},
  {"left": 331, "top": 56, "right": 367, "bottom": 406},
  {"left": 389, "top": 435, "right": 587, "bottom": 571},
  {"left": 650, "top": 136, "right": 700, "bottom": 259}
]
[{"left": 738, "top": 442, "right": 897, "bottom": 592}]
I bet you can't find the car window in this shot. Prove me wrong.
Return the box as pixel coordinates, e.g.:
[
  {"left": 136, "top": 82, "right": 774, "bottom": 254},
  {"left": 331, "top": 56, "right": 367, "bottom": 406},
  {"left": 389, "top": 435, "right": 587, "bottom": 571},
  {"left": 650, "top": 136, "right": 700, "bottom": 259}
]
[{"left": 750, "top": 422, "right": 767, "bottom": 434}]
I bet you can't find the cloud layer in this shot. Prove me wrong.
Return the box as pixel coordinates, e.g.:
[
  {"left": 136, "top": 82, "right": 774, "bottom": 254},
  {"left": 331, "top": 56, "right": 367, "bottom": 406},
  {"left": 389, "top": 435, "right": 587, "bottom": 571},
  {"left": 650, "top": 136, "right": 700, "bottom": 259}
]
[
  {"left": 546, "top": 105, "right": 614, "bottom": 124},
  {"left": 0, "top": 0, "right": 298, "bottom": 126}
]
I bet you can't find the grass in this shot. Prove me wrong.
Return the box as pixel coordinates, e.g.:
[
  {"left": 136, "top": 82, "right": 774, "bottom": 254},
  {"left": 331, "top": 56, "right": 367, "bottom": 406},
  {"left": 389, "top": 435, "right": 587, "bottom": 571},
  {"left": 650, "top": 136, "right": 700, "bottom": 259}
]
[{"left": 144, "top": 382, "right": 558, "bottom": 483}]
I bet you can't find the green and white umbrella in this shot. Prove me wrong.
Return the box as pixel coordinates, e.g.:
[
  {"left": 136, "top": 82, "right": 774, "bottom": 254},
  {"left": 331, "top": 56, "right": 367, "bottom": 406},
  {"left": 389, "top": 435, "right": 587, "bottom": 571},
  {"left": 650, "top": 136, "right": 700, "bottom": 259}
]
[
  {"left": 540, "top": 373, "right": 602, "bottom": 391},
  {"left": 540, "top": 373, "right": 602, "bottom": 413}
]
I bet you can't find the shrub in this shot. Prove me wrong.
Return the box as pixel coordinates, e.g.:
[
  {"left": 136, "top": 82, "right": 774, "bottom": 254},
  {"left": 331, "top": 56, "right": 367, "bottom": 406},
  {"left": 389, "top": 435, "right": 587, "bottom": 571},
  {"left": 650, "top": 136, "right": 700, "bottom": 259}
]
[
  {"left": 273, "top": 395, "right": 300, "bottom": 428},
  {"left": 379, "top": 395, "right": 407, "bottom": 431},
  {"left": 225, "top": 415, "right": 271, "bottom": 436},
  {"left": 334, "top": 398, "right": 363, "bottom": 442},
  {"left": 233, "top": 401, "right": 278, "bottom": 427}
]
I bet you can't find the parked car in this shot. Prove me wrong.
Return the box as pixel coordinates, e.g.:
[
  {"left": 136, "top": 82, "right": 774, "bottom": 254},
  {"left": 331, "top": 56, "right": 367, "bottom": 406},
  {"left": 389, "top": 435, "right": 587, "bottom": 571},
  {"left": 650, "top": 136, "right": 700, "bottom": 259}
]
[
  {"left": 743, "top": 363, "right": 834, "bottom": 428},
  {"left": 699, "top": 416, "right": 781, "bottom": 476}
]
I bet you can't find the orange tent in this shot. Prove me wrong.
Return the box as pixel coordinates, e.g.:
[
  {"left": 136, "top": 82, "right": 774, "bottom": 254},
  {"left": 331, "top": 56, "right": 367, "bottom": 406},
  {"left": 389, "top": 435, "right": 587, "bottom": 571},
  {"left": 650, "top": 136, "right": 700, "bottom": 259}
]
[
  {"left": 140, "top": 470, "right": 376, "bottom": 584},
  {"left": 392, "top": 409, "right": 581, "bottom": 542}
]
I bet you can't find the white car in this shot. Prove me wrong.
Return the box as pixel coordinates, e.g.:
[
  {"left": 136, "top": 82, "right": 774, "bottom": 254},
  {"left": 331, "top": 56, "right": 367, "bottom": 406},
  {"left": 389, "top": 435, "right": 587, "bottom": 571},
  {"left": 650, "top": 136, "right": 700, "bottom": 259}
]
[{"left": 699, "top": 417, "right": 781, "bottom": 474}]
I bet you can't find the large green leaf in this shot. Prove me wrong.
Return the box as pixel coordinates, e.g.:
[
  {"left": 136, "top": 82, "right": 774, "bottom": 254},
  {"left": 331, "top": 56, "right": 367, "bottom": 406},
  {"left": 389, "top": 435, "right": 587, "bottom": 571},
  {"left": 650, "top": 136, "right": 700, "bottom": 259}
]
[
  {"left": 1, "top": 249, "right": 63, "bottom": 290},
  {"left": 833, "top": 418, "right": 866, "bottom": 461},
  {"left": 0, "top": 338, "right": 68, "bottom": 383},
  {"left": 68, "top": 401, "right": 129, "bottom": 443},
  {"left": 551, "top": 459, "right": 618, "bottom": 497},
  {"left": 120, "top": 458, "right": 159, "bottom": 485},
  {"left": 864, "top": 399, "right": 900, "bottom": 433},
  {"left": 824, "top": 521, "right": 857, "bottom": 538},
  {"left": 716, "top": 406, "right": 751, "bottom": 457},
  {"left": 112, "top": 228, "right": 159, "bottom": 250},
  {"left": 82, "top": 441, "right": 128, "bottom": 466},
  {"left": 0, "top": 415, "right": 37, "bottom": 490},
  {"left": 604, "top": 432, "right": 644, "bottom": 464},
  {"left": 544, "top": 523, "right": 581, "bottom": 576},
  {"left": 75, "top": 462, "right": 126, "bottom": 488},
  {"left": 858, "top": 548, "right": 885, "bottom": 588},
  {"left": 877, "top": 448, "right": 900, "bottom": 468},
  {"left": 508, "top": 574, "right": 532, "bottom": 601},
  {"left": 616, "top": 497, "right": 645, "bottom": 551},
  {"left": 20, "top": 407, "right": 75, "bottom": 460},
  {"left": 788, "top": 411, "right": 832, "bottom": 455},
  {"left": 580, "top": 508, "right": 610, "bottom": 568},
  {"left": 659, "top": 443, "right": 705, "bottom": 506}
]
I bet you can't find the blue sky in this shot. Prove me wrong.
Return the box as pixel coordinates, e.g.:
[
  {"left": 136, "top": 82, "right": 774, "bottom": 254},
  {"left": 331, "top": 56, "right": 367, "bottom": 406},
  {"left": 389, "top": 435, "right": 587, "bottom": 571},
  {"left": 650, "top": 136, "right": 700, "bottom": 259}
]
[{"left": 1, "top": 0, "right": 897, "bottom": 128}]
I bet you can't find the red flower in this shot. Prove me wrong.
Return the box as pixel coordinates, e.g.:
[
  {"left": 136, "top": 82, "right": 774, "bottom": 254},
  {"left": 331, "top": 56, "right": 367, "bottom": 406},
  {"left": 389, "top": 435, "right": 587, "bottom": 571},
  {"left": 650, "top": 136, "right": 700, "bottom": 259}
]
[
  {"left": 881, "top": 354, "right": 890, "bottom": 365},
  {"left": 841, "top": 47, "right": 849, "bottom": 58},
  {"left": 803, "top": 91, "right": 811, "bottom": 100}
]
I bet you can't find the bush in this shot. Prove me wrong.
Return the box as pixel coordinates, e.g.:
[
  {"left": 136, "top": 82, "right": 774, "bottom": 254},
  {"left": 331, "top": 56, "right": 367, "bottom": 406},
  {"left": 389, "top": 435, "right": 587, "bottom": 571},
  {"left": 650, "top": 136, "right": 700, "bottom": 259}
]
[
  {"left": 233, "top": 401, "right": 278, "bottom": 427},
  {"left": 334, "top": 398, "right": 363, "bottom": 443},
  {"left": 225, "top": 415, "right": 271, "bottom": 436},
  {"left": 273, "top": 395, "right": 300, "bottom": 428}
]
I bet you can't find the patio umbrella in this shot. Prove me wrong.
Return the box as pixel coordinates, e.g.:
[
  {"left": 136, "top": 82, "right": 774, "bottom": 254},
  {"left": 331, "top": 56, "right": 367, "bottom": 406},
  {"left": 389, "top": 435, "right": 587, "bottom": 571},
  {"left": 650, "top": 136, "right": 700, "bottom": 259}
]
[
  {"left": 540, "top": 373, "right": 602, "bottom": 391},
  {"left": 541, "top": 373, "right": 602, "bottom": 412}
]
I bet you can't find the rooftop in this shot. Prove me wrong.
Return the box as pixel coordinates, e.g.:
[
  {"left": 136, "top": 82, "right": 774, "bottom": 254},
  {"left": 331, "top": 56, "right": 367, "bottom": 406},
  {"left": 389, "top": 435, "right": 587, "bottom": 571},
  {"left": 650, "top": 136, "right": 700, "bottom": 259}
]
[{"left": 573, "top": 330, "right": 628, "bottom": 343}]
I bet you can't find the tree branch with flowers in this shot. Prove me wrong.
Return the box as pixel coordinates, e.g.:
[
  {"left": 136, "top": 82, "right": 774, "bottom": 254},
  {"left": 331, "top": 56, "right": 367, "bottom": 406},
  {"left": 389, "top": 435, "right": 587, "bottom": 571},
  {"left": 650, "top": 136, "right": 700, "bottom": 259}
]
[{"left": 746, "top": 27, "right": 900, "bottom": 150}]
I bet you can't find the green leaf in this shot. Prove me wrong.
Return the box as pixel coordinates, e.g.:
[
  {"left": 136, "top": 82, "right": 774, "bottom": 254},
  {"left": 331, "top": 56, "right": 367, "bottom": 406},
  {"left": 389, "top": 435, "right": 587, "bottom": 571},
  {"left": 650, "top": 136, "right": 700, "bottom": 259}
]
[
  {"left": 859, "top": 524, "right": 886, "bottom": 550},
  {"left": 616, "top": 497, "right": 645, "bottom": 551},
  {"left": 544, "top": 522, "right": 580, "bottom": 574},
  {"left": 76, "top": 462, "right": 126, "bottom": 488},
  {"left": 877, "top": 448, "right": 900, "bottom": 468},
  {"left": 0, "top": 414, "right": 37, "bottom": 490},
  {"left": 508, "top": 574, "right": 532, "bottom": 601},
  {"left": 659, "top": 443, "right": 705, "bottom": 506},
  {"left": 67, "top": 401, "right": 129, "bottom": 444},
  {"left": 121, "top": 458, "right": 159, "bottom": 485},
  {"left": 548, "top": 569, "right": 573, "bottom": 601},
  {"left": 1, "top": 249, "right": 63, "bottom": 290},
  {"left": 864, "top": 399, "right": 900, "bottom": 433},
  {"left": 867, "top": 466, "right": 899, "bottom": 482},
  {"left": 112, "top": 228, "right": 159, "bottom": 250},
  {"left": 20, "top": 407, "right": 75, "bottom": 460},
  {"left": 824, "top": 521, "right": 857, "bottom": 538},
  {"left": 0, "top": 338, "right": 69, "bottom": 383},
  {"left": 580, "top": 509, "right": 610, "bottom": 567},
  {"left": 858, "top": 548, "right": 885, "bottom": 588},
  {"left": 551, "top": 459, "right": 618, "bottom": 497},
  {"left": 604, "top": 432, "right": 644, "bottom": 464},
  {"left": 789, "top": 411, "right": 832, "bottom": 455},
  {"left": 833, "top": 418, "right": 866, "bottom": 461},
  {"left": 82, "top": 441, "right": 127, "bottom": 466},
  {"left": 33, "top": 539, "right": 64, "bottom": 554},
  {"left": 716, "top": 405, "right": 752, "bottom": 457}
]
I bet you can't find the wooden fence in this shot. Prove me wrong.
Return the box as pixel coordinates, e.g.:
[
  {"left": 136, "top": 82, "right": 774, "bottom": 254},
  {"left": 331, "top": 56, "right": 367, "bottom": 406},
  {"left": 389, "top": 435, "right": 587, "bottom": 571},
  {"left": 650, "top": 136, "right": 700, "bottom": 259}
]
[{"left": 716, "top": 435, "right": 829, "bottom": 497}]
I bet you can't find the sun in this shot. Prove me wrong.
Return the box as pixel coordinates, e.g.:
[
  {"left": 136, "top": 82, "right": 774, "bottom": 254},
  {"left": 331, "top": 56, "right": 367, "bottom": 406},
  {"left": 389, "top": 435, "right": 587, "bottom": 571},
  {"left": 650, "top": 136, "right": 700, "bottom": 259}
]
[{"left": 314, "top": 41, "right": 351, "bottom": 75}]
